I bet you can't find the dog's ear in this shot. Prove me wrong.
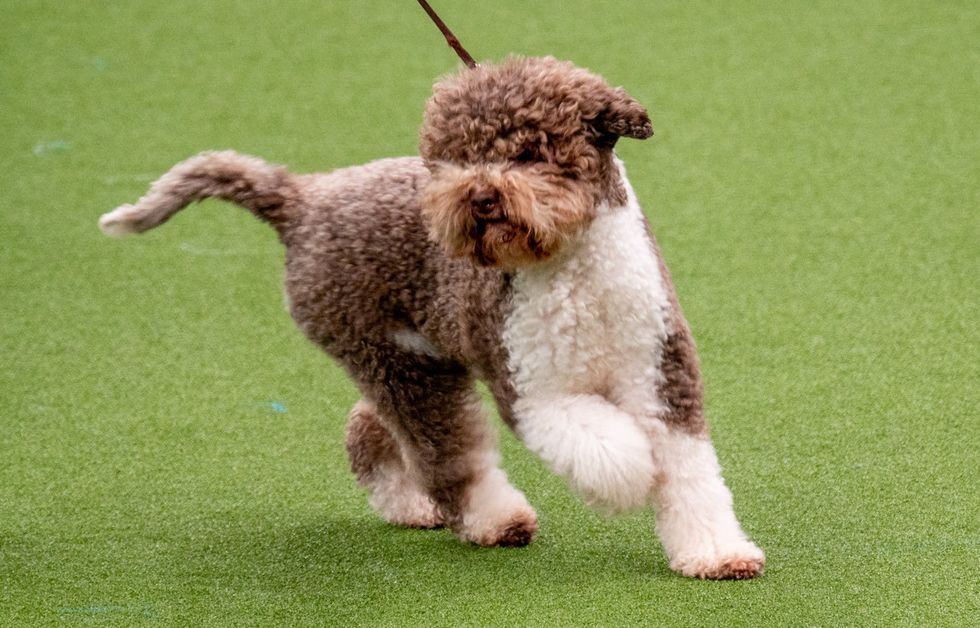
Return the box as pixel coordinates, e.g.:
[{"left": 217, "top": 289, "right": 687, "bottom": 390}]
[{"left": 595, "top": 87, "right": 653, "bottom": 141}]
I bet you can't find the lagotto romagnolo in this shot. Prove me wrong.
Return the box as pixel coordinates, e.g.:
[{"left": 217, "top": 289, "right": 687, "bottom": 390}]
[{"left": 100, "top": 56, "right": 764, "bottom": 579}]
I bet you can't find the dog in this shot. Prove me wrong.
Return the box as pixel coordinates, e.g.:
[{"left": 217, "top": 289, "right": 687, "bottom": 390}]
[{"left": 99, "top": 56, "right": 764, "bottom": 579}]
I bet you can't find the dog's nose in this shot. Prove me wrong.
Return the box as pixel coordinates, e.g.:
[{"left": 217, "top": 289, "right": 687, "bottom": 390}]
[{"left": 470, "top": 189, "right": 502, "bottom": 221}]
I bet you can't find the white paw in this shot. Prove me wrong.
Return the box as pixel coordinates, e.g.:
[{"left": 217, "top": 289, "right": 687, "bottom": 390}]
[
  {"left": 371, "top": 488, "right": 444, "bottom": 529},
  {"left": 456, "top": 468, "right": 538, "bottom": 547},
  {"left": 363, "top": 462, "right": 444, "bottom": 529},
  {"left": 670, "top": 541, "right": 765, "bottom": 580},
  {"left": 458, "top": 504, "right": 538, "bottom": 548}
]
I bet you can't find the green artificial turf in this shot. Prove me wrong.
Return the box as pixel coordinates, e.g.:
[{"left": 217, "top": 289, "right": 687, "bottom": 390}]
[{"left": 2, "top": 0, "right": 978, "bottom": 625}]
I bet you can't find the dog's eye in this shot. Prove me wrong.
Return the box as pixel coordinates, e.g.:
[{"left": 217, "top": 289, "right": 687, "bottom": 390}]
[{"left": 515, "top": 148, "right": 536, "bottom": 162}]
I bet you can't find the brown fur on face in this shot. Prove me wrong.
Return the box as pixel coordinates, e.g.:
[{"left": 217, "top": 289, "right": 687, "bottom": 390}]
[
  {"left": 422, "top": 161, "right": 594, "bottom": 268},
  {"left": 419, "top": 56, "right": 652, "bottom": 268}
]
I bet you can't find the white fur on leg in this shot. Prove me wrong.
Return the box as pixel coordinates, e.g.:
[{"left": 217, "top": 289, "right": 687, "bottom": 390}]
[
  {"left": 650, "top": 426, "right": 764, "bottom": 579},
  {"left": 515, "top": 395, "right": 656, "bottom": 513},
  {"left": 363, "top": 461, "right": 443, "bottom": 529},
  {"left": 456, "top": 456, "right": 538, "bottom": 547}
]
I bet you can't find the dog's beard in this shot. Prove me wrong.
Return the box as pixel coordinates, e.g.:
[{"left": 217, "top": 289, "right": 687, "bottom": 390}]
[{"left": 422, "top": 163, "right": 595, "bottom": 269}]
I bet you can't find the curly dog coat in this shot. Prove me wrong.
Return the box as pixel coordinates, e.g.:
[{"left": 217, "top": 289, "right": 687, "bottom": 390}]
[{"left": 100, "top": 56, "right": 764, "bottom": 579}]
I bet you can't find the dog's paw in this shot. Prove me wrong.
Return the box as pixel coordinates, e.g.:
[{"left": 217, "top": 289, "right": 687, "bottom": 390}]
[
  {"left": 492, "top": 511, "right": 539, "bottom": 547},
  {"left": 455, "top": 468, "right": 538, "bottom": 547},
  {"left": 459, "top": 506, "right": 538, "bottom": 548},
  {"left": 371, "top": 487, "right": 444, "bottom": 529},
  {"left": 670, "top": 542, "right": 765, "bottom": 580},
  {"left": 381, "top": 495, "right": 445, "bottom": 529}
]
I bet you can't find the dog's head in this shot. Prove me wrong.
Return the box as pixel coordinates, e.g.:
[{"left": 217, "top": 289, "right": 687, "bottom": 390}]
[{"left": 419, "top": 56, "right": 652, "bottom": 269}]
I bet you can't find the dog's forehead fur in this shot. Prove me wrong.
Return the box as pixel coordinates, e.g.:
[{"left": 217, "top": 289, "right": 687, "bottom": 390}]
[{"left": 420, "top": 56, "right": 631, "bottom": 165}]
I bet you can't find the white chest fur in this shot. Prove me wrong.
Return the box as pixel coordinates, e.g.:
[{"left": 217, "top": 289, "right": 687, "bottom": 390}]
[
  {"left": 503, "top": 173, "right": 673, "bottom": 410},
  {"left": 498, "top": 170, "right": 763, "bottom": 571}
]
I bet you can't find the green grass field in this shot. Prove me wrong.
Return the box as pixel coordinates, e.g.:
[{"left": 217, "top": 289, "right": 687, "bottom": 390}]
[{"left": 2, "top": 1, "right": 978, "bottom": 625}]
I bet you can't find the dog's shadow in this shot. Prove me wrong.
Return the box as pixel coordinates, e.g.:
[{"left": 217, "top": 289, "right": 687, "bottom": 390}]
[{"left": 182, "top": 510, "right": 672, "bottom": 600}]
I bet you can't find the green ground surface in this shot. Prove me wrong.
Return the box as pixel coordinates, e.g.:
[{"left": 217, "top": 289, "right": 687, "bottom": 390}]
[{"left": 2, "top": 1, "right": 978, "bottom": 625}]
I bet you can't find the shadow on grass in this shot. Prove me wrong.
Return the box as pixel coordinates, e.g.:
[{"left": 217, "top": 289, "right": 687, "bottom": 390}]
[{"left": 177, "top": 512, "right": 674, "bottom": 602}]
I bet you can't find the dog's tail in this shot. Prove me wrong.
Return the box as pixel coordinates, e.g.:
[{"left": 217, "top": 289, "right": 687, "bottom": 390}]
[{"left": 99, "top": 151, "right": 295, "bottom": 237}]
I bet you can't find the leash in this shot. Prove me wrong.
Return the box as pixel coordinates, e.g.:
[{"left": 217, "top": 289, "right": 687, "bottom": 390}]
[{"left": 416, "top": 0, "right": 478, "bottom": 68}]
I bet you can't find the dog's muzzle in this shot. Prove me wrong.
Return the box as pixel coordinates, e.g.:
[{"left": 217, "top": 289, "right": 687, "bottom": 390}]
[{"left": 470, "top": 188, "right": 503, "bottom": 222}]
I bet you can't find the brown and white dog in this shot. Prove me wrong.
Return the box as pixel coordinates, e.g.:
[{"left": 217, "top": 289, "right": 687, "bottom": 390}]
[{"left": 100, "top": 56, "right": 764, "bottom": 579}]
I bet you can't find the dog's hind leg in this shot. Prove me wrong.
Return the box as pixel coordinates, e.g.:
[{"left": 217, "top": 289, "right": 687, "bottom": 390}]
[
  {"left": 345, "top": 399, "right": 443, "bottom": 529},
  {"left": 352, "top": 354, "right": 537, "bottom": 547}
]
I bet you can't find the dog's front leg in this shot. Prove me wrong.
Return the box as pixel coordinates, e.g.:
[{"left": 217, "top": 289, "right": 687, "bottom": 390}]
[
  {"left": 514, "top": 393, "right": 764, "bottom": 578},
  {"left": 646, "top": 422, "right": 765, "bottom": 579},
  {"left": 513, "top": 394, "right": 657, "bottom": 513}
]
